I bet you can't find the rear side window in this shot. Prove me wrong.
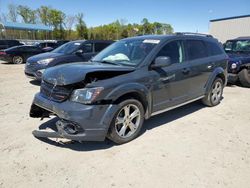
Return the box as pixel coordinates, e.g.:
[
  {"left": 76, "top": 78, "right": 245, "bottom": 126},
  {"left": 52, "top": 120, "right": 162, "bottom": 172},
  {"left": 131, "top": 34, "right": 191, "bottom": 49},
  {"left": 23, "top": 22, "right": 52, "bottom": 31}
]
[
  {"left": 186, "top": 40, "right": 208, "bottom": 60},
  {"left": 95, "top": 43, "right": 110, "bottom": 52},
  {"left": 156, "top": 40, "right": 184, "bottom": 64},
  {"left": 206, "top": 41, "right": 223, "bottom": 55}
]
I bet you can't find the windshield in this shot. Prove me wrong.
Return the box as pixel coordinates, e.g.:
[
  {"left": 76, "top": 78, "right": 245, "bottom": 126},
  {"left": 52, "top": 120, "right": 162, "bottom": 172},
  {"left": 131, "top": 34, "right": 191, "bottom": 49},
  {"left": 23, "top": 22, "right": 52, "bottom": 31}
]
[
  {"left": 92, "top": 39, "right": 159, "bottom": 66},
  {"left": 52, "top": 41, "right": 82, "bottom": 54},
  {"left": 224, "top": 40, "right": 250, "bottom": 53}
]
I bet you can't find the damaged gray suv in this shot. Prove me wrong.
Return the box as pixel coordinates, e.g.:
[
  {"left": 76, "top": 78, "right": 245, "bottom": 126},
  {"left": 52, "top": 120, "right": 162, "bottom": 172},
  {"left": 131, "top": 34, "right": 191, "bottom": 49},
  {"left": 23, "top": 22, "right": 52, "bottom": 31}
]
[{"left": 30, "top": 33, "right": 228, "bottom": 144}]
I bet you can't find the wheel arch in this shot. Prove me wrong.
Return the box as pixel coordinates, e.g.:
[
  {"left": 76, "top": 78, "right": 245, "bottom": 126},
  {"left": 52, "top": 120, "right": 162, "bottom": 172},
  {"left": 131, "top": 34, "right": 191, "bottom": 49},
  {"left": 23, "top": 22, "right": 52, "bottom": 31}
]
[
  {"left": 105, "top": 83, "right": 152, "bottom": 119},
  {"left": 205, "top": 67, "right": 227, "bottom": 94}
]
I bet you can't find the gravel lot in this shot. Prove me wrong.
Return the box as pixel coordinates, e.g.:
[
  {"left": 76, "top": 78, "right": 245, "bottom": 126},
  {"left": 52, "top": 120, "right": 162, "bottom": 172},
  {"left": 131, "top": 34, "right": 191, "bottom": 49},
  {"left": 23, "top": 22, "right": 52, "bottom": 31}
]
[{"left": 0, "top": 61, "right": 250, "bottom": 188}]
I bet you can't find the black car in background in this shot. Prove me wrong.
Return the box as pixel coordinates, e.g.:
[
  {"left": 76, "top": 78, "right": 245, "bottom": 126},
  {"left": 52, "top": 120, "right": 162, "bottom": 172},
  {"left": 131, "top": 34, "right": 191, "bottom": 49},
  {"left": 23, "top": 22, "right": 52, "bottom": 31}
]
[
  {"left": 35, "top": 40, "right": 69, "bottom": 51},
  {"left": 224, "top": 37, "right": 250, "bottom": 87},
  {"left": 25, "top": 40, "right": 114, "bottom": 80},
  {"left": 0, "top": 39, "right": 23, "bottom": 50},
  {"left": 0, "top": 45, "right": 52, "bottom": 64}
]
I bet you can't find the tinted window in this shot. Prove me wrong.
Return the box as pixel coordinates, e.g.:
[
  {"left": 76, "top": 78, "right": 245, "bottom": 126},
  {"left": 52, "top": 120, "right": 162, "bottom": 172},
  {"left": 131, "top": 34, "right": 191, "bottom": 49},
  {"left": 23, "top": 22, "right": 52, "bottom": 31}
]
[
  {"left": 186, "top": 40, "right": 208, "bottom": 60},
  {"left": 0, "top": 40, "right": 5, "bottom": 45},
  {"left": 81, "top": 43, "right": 93, "bottom": 53},
  {"left": 52, "top": 41, "right": 82, "bottom": 54},
  {"left": 95, "top": 43, "right": 110, "bottom": 52},
  {"left": 156, "top": 40, "right": 184, "bottom": 64},
  {"left": 207, "top": 41, "right": 223, "bottom": 55}
]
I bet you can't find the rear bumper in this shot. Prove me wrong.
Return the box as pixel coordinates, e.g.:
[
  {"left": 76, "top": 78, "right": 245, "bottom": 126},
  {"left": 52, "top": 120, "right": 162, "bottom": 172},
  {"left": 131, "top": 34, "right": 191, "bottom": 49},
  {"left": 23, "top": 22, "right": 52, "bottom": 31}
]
[
  {"left": 0, "top": 55, "right": 12, "bottom": 62},
  {"left": 228, "top": 73, "right": 238, "bottom": 83},
  {"left": 31, "top": 93, "right": 118, "bottom": 141}
]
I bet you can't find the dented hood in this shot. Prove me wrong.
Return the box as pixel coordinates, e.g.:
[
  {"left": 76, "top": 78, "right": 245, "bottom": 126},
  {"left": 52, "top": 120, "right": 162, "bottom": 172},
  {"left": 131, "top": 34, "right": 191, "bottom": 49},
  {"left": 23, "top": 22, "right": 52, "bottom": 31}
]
[{"left": 43, "top": 62, "right": 135, "bottom": 85}]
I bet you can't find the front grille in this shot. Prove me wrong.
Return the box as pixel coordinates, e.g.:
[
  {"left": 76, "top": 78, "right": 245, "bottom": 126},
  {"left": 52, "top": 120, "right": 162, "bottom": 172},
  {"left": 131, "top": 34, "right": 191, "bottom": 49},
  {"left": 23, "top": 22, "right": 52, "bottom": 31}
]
[{"left": 40, "top": 81, "right": 72, "bottom": 102}]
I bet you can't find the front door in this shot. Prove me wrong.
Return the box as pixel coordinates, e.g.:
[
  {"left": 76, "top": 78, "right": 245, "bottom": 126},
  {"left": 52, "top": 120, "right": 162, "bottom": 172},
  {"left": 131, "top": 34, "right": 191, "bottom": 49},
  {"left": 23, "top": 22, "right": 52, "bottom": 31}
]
[{"left": 151, "top": 40, "right": 193, "bottom": 113}]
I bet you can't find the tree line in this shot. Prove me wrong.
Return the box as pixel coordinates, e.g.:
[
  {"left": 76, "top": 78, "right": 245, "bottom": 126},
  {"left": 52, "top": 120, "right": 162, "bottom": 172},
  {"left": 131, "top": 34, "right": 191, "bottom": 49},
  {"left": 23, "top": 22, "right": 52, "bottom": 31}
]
[{"left": 0, "top": 4, "right": 174, "bottom": 40}]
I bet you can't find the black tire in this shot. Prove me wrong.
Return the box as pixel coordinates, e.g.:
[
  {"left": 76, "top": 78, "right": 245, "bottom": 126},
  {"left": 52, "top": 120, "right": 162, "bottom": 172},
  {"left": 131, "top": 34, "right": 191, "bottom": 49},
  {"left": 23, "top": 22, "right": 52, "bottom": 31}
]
[
  {"left": 239, "top": 69, "right": 250, "bottom": 88},
  {"left": 202, "top": 78, "right": 224, "bottom": 107},
  {"left": 12, "top": 55, "right": 24, "bottom": 64},
  {"left": 107, "top": 99, "right": 145, "bottom": 144}
]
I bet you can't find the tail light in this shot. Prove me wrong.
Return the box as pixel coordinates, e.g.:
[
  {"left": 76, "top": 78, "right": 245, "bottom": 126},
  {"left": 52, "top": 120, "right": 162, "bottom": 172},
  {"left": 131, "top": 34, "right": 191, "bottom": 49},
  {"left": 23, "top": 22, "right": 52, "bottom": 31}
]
[{"left": 0, "top": 51, "right": 6, "bottom": 55}]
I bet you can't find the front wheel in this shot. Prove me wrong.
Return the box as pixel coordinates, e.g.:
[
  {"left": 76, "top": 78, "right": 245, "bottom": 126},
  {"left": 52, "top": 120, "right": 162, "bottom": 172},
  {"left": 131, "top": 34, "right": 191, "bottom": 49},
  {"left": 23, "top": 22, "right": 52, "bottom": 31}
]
[
  {"left": 107, "top": 99, "right": 145, "bottom": 144},
  {"left": 12, "top": 56, "right": 24, "bottom": 64},
  {"left": 202, "top": 78, "right": 224, "bottom": 107}
]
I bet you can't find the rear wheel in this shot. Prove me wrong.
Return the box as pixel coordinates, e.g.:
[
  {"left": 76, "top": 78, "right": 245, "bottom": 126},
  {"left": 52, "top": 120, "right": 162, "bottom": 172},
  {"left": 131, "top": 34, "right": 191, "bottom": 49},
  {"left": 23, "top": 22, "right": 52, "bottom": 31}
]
[
  {"left": 107, "top": 99, "right": 144, "bottom": 144},
  {"left": 202, "top": 78, "right": 223, "bottom": 107},
  {"left": 12, "top": 56, "right": 23, "bottom": 64},
  {"left": 239, "top": 68, "right": 250, "bottom": 88}
]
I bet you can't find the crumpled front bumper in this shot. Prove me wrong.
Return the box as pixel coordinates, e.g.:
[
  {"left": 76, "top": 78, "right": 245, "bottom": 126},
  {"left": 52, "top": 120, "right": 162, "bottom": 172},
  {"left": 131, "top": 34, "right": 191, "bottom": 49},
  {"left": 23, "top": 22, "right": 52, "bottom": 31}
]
[
  {"left": 228, "top": 73, "right": 238, "bottom": 83},
  {"left": 31, "top": 93, "right": 118, "bottom": 141}
]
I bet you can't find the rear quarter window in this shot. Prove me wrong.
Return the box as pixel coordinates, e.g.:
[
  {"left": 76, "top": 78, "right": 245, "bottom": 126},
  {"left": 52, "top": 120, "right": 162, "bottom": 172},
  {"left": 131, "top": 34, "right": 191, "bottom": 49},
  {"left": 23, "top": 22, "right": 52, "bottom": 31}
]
[
  {"left": 186, "top": 40, "right": 208, "bottom": 60},
  {"left": 206, "top": 41, "right": 224, "bottom": 55}
]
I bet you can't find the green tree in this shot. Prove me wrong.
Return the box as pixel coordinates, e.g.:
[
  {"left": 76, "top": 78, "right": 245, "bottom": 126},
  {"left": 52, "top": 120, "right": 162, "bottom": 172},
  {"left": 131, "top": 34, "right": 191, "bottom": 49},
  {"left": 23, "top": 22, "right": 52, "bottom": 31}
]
[
  {"left": 37, "top": 6, "right": 50, "bottom": 25},
  {"left": 76, "top": 13, "right": 88, "bottom": 39},
  {"left": 17, "top": 5, "right": 32, "bottom": 23}
]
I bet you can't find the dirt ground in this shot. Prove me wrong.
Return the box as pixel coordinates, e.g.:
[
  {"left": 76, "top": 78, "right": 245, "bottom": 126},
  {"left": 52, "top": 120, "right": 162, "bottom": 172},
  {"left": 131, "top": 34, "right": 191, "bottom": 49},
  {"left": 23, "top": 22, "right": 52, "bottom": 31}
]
[{"left": 0, "top": 61, "right": 250, "bottom": 188}]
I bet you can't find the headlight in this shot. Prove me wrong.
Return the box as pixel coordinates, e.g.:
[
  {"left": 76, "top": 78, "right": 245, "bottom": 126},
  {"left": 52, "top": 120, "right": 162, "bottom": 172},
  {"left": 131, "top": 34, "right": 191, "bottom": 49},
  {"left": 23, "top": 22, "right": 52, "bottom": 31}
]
[
  {"left": 231, "top": 63, "right": 237, "bottom": 69},
  {"left": 37, "top": 58, "right": 54, "bottom": 65},
  {"left": 70, "top": 87, "right": 104, "bottom": 104}
]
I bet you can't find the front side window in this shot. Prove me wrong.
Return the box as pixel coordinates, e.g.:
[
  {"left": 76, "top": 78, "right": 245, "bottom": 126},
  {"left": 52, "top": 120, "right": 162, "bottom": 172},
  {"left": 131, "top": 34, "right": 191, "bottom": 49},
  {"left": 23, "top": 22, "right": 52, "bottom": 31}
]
[
  {"left": 92, "top": 39, "right": 159, "bottom": 66},
  {"left": 186, "top": 40, "right": 208, "bottom": 60},
  {"left": 80, "top": 43, "right": 93, "bottom": 53},
  {"left": 155, "top": 40, "right": 184, "bottom": 64}
]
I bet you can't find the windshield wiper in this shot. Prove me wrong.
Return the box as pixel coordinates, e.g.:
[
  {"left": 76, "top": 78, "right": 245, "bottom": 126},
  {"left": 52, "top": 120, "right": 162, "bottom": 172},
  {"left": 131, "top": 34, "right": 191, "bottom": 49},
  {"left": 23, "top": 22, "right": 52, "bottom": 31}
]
[{"left": 91, "top": 60, "right": 119, "bottom": 65}]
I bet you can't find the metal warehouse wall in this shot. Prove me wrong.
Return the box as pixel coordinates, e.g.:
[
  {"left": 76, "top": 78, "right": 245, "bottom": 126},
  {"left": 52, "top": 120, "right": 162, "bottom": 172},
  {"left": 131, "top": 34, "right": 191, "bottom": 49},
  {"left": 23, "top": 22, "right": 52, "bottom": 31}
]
[{"left": 209, "top": 16, "right": 250, "bottom": 43}]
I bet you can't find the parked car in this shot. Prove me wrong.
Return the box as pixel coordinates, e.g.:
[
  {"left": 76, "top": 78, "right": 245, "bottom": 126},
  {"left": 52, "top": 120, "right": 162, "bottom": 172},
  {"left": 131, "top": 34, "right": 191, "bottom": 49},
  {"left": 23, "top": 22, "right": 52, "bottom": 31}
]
[
  {"left": 25, "top": 40, "right": 114, "bottom": 80},
  {"left": 30, "top": 33, "right": 228, "bottom": 144},
  {"left": 0, "top": 39, "right": 23, "bottom": 50},
  {"left": 224, "top": 37, "right": 250, "bottom": 87},
  {"left": 0, "top": 45, "right": 53, "bottom": 64},
  {"left": 35, "top": 40, "right": 69, "bottom": 51}
]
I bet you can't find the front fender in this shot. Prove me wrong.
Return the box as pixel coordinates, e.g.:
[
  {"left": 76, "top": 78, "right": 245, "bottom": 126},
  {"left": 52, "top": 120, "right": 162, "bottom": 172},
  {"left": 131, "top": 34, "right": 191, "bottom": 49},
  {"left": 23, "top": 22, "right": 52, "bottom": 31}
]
[
  {"left": 104, "top": 83, "right": 152, "bottom": 119},
  {"left": 205, "top": 67, "right": 227, "bottom": 94}
]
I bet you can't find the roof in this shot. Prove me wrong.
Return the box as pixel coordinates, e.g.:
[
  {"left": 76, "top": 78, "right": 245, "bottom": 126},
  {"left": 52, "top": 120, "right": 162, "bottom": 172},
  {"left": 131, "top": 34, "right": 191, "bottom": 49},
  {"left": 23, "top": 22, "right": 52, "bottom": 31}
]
[
  {"left": 0, "top": 22, "right": 52, "bottom": 31},
  {"left": 210, "top": 15, "right": 250, "bottom": 22},
  {"left": 228, "top": 36, "right": 250, "bottom": 41}
]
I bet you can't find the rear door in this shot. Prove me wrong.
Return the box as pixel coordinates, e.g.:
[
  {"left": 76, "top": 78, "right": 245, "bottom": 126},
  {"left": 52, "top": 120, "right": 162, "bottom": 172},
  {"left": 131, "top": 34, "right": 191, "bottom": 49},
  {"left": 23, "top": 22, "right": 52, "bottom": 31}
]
[
  {"left": 183, "top": 39, "right": 213, "bottom": 97},
  {"left": 151, "top": 40, "right": 195, "bottom": 112}
]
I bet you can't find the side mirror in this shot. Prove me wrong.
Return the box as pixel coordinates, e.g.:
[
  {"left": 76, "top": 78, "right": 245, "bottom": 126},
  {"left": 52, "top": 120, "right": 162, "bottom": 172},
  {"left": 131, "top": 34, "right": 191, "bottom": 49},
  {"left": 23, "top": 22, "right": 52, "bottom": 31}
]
[
  {"left": 75, "top": 49, "right": 84, "bottom": 56},
  {"left": 151, "top": 56, "right": 171, "bottom": 69}
]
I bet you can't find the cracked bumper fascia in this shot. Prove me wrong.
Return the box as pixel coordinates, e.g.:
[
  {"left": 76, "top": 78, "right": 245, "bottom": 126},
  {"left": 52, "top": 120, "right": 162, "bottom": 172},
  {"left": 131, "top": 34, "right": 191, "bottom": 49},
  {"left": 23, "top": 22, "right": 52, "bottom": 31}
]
[{"left": 31, "top": 93, "right": 118, "bottom": 141}]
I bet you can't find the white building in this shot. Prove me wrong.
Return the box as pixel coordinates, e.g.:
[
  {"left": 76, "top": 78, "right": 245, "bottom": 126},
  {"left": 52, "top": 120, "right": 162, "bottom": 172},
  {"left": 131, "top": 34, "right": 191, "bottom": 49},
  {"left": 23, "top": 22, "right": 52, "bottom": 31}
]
[{"left": 209, "top": 15, "right": 250, "bottom": 43}]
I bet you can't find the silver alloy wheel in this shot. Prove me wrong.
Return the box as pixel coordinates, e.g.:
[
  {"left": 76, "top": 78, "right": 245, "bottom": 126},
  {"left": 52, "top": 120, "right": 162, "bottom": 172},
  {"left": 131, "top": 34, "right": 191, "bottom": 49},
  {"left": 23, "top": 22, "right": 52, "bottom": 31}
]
[
  {"left": 115, "top": 104, "right": 141, "bottom": 138},
  {"left": 211, "top": 81, "right": 222, "bottom": 104},
  {"left": 13, "top": 56, "right": 23, "bottom": 64}
]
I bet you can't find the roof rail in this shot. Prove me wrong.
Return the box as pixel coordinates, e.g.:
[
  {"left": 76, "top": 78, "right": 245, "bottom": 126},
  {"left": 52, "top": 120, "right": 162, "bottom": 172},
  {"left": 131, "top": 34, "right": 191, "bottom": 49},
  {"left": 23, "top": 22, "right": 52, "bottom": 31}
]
[{"left": 175, "top": 32, "right": 213, "bottom": 38}]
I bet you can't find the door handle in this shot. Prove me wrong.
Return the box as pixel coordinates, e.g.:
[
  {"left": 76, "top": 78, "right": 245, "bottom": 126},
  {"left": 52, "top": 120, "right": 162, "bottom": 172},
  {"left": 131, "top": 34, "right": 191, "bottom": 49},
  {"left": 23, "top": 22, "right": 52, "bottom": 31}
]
[
  {"left": 182, "top": 68, "right": 190, "bottom": 75},
  {"left": 207, "top": 62, "right": 215, "bottom": 69}
]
